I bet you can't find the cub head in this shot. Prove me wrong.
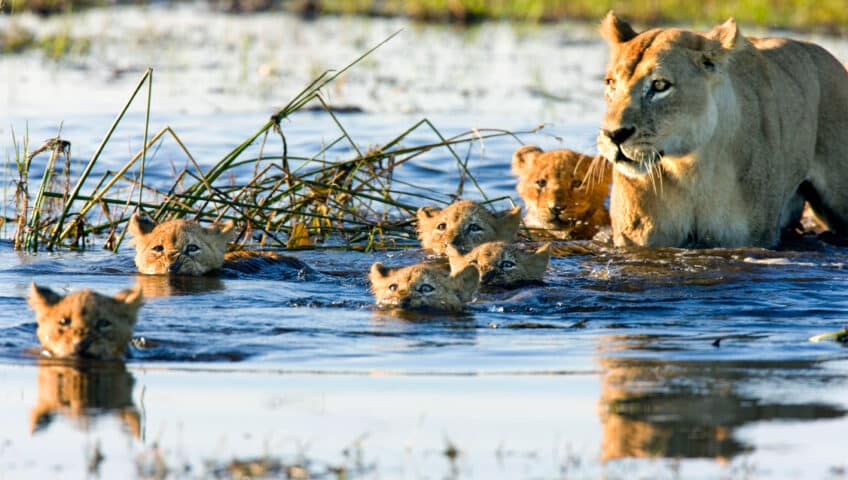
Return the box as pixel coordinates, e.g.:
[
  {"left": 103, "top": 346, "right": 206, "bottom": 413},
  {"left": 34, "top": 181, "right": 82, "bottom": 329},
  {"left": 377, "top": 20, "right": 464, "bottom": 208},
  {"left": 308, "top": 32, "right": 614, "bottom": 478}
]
[
  {"left": 447, "top": 241, "right": 551, "bottom": 287},
  {"left": 597, "top": 12, "right": 744, "bottom": 178},
  {"left": 416, "top": 200, "right": 521, "bottom": 255},
  {"left": 369, "top": 262, "right": 479, "bottom": 313},
  {"left": 28, "top": 284, "right": 143, "bottom": 360},
  {"left": 128, "top": 214, "right": 235, "bottom": 275},
  {"left": 512, "top": 146, "right": 611, "bottom": 233}
]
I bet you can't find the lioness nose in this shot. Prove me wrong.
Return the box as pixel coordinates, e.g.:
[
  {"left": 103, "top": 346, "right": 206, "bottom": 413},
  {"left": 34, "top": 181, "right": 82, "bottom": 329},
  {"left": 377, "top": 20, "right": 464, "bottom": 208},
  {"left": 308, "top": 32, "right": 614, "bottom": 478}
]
[{"left": 603, "top": 127, "right": 635, "bottom": 146}]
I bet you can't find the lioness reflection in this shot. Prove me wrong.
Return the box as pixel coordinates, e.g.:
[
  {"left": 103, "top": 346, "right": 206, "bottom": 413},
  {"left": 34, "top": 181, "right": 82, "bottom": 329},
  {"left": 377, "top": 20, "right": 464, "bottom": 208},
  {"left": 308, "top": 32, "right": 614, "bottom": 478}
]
[
  {"left": 30, "top": 360, "right": 141, "bottom": 438},
  {"left": 597, "top": 337, "right": 845, "bottom": 460}
]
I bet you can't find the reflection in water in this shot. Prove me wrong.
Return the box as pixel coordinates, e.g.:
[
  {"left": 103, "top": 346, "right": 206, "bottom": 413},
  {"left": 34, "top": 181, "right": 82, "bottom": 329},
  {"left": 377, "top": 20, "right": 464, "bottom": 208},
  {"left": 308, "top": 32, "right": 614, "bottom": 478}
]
[
  {"left": 135, "top": 273, "right": 225, "bottom": 297},
  {"left": 30, "top": 360, "right": 141, "bottom": 438},
  {"left": 597, "top": 336, "right": 846, "bottom": 461}
]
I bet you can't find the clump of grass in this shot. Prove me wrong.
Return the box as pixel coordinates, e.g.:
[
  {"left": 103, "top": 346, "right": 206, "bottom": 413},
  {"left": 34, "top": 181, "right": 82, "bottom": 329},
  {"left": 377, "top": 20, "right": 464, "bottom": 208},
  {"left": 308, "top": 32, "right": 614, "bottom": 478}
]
[{"left": 6, "top": 31, "right": 529, "bottom": 253}]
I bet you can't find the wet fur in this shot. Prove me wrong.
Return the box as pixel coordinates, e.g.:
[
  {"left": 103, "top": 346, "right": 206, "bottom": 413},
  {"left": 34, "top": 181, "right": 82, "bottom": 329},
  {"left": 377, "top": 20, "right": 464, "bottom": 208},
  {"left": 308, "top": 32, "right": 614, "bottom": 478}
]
[
  {"left": 369, "top": 262, "right": 479, "bottom": 312},
  {"left": 416, "top": 200, "right": 522, "bottom": 255},
  {"left": 446, "top": 241, "right": 551, "bottom": 287}
]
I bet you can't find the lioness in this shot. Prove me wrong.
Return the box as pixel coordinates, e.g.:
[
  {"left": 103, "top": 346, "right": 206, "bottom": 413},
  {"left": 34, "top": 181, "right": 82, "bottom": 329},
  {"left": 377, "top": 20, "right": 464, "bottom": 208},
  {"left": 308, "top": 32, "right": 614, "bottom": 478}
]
[
  {"left": 446, "top": 241, "right": 551, "bottom": 287},
  {"left": 597, "top": 12, "right": 848, "bottom": 247},
  {"left": 512, "top": 145, "right": 612, "bottom": 240},
  {"left": 128, "top": 214, "right": 307, "bottom": 276},
  {"left": 369, "top": 262, "right": 479, "bottom": 312},
  {"left": 28, "top": 283, "right": 143, "bottom": 360},
  {"left": 417, "top": 200, "right": 522, "bottom": 255}
]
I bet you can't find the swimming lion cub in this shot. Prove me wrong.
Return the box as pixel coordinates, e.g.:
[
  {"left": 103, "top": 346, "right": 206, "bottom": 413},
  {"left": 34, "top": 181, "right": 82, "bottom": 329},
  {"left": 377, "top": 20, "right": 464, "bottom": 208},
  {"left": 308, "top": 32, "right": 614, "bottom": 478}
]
[
  {"left": 447, "top": 241, "right": 551, "bottom": 287},
  {"left": 128, "top": 214, "right": 306, "bottom": 276},
  {"left": 28, "top": 284, "right": 143, "bottom": 360},
  {"left": 512, "top": 145, "right": 612, "bottom": 240},
  {"left": 417, "top": 200, "right": 522, "bottom": 255},
  {"left": 369, "top": 262, "right": 479, "bottom": 312}
]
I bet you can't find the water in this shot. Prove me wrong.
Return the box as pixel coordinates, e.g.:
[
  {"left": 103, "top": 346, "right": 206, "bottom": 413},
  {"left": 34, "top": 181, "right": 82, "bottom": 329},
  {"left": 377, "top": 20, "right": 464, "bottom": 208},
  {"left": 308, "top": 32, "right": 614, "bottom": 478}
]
[{"left": 2, "top": 6, "right": 848, "bottom": 479}]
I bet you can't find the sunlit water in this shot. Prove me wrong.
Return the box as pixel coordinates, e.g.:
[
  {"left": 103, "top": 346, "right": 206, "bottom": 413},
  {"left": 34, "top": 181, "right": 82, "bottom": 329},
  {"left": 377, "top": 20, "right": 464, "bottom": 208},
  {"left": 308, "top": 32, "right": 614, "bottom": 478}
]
[{"left": 1, "top": 6, "right": 848, "bottom": 479}]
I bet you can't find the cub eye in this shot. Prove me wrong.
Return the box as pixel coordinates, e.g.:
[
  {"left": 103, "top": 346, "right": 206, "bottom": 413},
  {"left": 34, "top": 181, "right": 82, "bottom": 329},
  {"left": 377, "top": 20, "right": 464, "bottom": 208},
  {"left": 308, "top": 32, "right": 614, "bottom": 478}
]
[
  {"left": 388, "top": 284, "right": 398, "bottom": 292},
  {"left": 536, "top": 179, "right": 547, "bottom": 189},
  {"left": 570, "top": 179, "right": 582, "bottom": 189},
  {"left": 59, "top": 317, "right": 71, "bottom": 326},
  {"left": 651, "top": 79, "right": 671, "bottom": 93},
  {"left": 185, "top": 244, "right": 200, "bottom": 253},
  {"left": 96, "top": 319, "right": 112, "bottom": 332},
  {"left": 604, "top": 77, "right": 614, "bottom": 87},
  {"left": 499, "top": 260, "right": 516, "bottom": 270},
  {"left": 417, "top": 284, "right": 435, "bottom": 294},
  {"left": 152, "top": 245, "right": 164, "bottom": 253},
  {"left": 436, "top": 223, "right": 447, "bottom": 231},
  {"left": 468, "top": 224, "right": 483, "bottom": 233}
]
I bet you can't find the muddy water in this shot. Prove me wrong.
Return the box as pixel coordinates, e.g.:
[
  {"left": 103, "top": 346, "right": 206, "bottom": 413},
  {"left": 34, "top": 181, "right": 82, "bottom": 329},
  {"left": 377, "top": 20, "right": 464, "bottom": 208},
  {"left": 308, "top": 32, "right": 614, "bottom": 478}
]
[{"left": 2, "top": 6, "right": 848, "bottom": 479}]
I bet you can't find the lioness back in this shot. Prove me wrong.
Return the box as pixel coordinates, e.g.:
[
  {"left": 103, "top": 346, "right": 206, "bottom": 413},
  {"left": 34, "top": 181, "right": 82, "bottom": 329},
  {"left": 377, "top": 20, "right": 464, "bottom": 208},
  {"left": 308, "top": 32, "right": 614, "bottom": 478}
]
[
  {"left": 417, "top": 200, "right": 521, "bottom": 255},
  {"left": 28, "top": 283, "right": 142, "bottom": 360},
  {"left": 597, "top": 12, "right": 848, "bottom": 247},
  {"left": 512, "top": 145, "right": 612, "bottom": 240},
  {"left": 369, "top": 262, "right": 479, "bottom": 312}
]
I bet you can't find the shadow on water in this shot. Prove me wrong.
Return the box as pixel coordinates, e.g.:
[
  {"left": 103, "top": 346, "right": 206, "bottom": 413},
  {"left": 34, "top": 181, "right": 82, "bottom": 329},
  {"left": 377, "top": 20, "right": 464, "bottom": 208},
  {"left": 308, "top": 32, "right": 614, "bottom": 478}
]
[{"left": 30, "top": 359, "right": 140, "bottom": 438}]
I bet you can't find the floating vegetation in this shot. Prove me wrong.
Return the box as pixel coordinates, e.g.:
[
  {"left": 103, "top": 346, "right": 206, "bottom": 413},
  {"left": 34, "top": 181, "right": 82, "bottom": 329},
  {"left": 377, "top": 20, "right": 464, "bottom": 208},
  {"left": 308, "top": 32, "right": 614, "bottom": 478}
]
[
  {"left": 809, "top": 327, "right": 848, "bottom": 344},
  {"left": 3, "top": 31, "right": 530, "bottom": 253}
]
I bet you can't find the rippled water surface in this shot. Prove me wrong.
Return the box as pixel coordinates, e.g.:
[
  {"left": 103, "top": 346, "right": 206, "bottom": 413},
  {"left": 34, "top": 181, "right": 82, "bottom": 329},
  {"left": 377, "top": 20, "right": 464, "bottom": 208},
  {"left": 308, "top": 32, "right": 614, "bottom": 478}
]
[{"left": 2, "top": 7, "right": 848, "bottom": 479}]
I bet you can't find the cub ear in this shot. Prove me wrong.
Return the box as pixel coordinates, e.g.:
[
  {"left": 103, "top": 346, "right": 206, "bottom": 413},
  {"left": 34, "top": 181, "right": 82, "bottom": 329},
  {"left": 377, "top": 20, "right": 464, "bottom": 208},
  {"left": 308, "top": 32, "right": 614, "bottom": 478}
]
[
  {"left": 207, "top": 221, "right": 236, "bottom": 242},
  {"left": 600, "top": 11, "right": 638, "bottom": 45},
  {"left": 511, "top": 145, "right": 543, "bottom": 178},
  {"left": 445, "top": 245, "right": 466, "bottom": 273},
  {"left": 30, "top": 404, "right": 55, "bottom": 434},
  {"left": 128, "top": 213, "right": 156, "bottom": 238},
  {"left": 495, "top": 206, "right": 522, "bottom": 241},
  {"left": 369, "top": 262, "right": 391, "bottom": 282},
  {"left": 28, "top": 283, "right": 62, "bottom": 312},
  {"left": 417, "top": 206, "right": 440, "bottom": 223},
  {"left": 451, "top": 265, "right": 480, "bottom": 303},
  {"left": 530, "top": 242, "right": 553, "bottom": 270},
  {"left": 113, "top": 285, "right": 144, "bottom": 311}
]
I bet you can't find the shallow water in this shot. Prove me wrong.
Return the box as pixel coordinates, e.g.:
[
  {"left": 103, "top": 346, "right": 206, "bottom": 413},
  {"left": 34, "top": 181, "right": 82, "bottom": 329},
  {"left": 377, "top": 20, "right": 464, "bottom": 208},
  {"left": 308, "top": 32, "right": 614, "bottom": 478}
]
[{"left": 2, "top": 6, "right": 848, "bottom": 479}]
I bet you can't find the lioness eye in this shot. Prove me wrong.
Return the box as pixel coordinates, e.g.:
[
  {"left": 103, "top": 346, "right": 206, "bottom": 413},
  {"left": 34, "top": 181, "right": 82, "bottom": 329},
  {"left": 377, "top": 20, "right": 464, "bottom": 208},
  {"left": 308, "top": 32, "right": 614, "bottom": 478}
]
[
  {"left": 536, "top": 179, "right": 547, "bottom": 188},
  {"left": 651, "top": 79, "right": 671, "bottom": 92},
  {"left": 500, "top": 260, "right": 516, "bottom": 270},
  {"left": 388, "top": 284, "right": 398, "bottom": 292},
  {"left": 436, "top": 223, "right": 447, "bottom": 231},
  {"left": 152, "top": 245, "right": 164, "bottom": 253},
  {"left": 417, "top": 284, "right": 435, "bottom": 294},
  {"left": 59, "top": 317, "right": 71, "bottom": 326},
  {"left": 468, "top": 224, "right": 483, "bottom": 233},
  {"left": 185, "top": 244, "right": 200, "bottom": 253}
]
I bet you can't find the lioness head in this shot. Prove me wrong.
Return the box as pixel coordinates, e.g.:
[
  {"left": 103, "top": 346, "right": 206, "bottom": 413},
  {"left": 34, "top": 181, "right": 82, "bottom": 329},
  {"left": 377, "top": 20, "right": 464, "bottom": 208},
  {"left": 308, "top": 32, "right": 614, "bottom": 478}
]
[
  {"left": 417, "top": 200, "right": 522, "bottom": 255},
  {"left": 597, "top": 12, "right": 742, "bottom": 178},
  {"left": 128, "top": 214, "right": 235, "bottom": 275},
  {"left": 28, "top": 284, "right": 143, "bottom": 360},
  {"left": 512, "top": 145, "right": 611, "bottom": 237},
  {"left": 369, "top": 262, "right": 479, "bottom": 312},
  {"left": 446, "top": 241, "right": 551, "bottom": 288}
]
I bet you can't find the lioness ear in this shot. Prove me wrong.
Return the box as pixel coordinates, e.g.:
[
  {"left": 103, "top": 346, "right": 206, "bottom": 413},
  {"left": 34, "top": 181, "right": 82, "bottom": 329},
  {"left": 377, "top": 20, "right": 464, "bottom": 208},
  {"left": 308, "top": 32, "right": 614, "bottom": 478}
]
[
  {"left": 708, "top": 18, "right": 741, "bottom": 51},
  {"left": 511, "top": 145, "right": 543, "bottom": 178},
  {"left": 495, "top": 206, "right": 522, "bottom": 241},
  {"left": 113, "top": 285, "right": 143, "bottom": 311},
  {"left": 28, "top": 283, "right": 62, "bottom": 312},
  {"left": 600, "top": 11, "right": 638, "bottom": 45},
  {"left": 128, "top": 213, "right": 156, "bottom": 238},
  {"left": 369, "top": 262, "right": 391, "bottom": 282},
  {"left": 703, "top": 18, "right": 744, "bottom": 69},
  {"left": 451, "top": 265, "right": 479, "bottom": 303}
]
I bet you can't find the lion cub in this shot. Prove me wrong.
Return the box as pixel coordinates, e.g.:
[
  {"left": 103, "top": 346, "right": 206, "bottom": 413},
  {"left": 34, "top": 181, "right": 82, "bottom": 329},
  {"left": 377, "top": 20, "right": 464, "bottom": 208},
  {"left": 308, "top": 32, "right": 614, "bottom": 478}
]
[
  {"left": 417, "top": 200, "right": 522, "bottom": 255},
  {"left": 28, "top": 284, "right": 143, "bottom": 360},
  {"left": 447, "top": 241, "right": 551, "bottom": 287},
  {"left": 512, "top": 146, "right": 612, "bottom": 240},
  {"left": 369, "top": 262, "right": 479, "bottom": 312},
  {"left": 128, "top": 214, "right": 307, "bottom": 276}
]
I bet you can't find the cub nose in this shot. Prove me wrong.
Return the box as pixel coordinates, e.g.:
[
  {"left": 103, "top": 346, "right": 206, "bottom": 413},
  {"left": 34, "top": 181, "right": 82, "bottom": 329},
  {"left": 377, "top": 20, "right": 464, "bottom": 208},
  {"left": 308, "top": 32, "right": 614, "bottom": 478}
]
[
  {"left": 549, "top": 205, "right": 563, "bottom": 216},
  {"left": 602, "top": 127, "right": 636, "bottom": 146}
]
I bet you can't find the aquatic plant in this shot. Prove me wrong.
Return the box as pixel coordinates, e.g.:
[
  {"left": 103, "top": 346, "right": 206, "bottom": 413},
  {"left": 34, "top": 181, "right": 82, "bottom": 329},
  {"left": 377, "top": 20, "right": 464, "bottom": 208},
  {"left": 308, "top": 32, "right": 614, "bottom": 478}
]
[{"left": 3, "top": 31, "right": 528, "bottom": 252}]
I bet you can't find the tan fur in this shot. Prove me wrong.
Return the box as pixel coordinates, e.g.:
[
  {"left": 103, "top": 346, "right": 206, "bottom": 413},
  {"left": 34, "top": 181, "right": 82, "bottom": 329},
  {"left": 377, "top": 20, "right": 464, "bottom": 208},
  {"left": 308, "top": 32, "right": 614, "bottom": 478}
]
[
  {"left": 28, "top": 284, "right": 142, "bottom": 360},
  {"left": 416, "top": 200, "right": 521, "bottom": 255},
  {"left": 128, "top": 214, "right": 235, "bottom": 275},
  {"left": 446, "top": 241, "right": 551, "bottom": 287},
  {"left": 368, "top": 262, "right": 479, "bottom": 312},
  {"left": 30, "top": 362, "right": 140, "bottom": 437},
  {"left": 512, "top": 145, "right": 612, "bottom": 240},
  {"left": 598, "top": 12, "right": 848, "bottom": 247}
]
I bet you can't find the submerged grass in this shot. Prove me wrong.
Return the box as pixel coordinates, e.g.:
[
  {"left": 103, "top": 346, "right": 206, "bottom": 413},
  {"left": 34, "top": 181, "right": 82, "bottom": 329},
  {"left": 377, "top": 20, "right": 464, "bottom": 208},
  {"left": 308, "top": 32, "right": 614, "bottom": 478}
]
[{"left": 3, "top": 31, "right": 529, "bottom": 253}]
